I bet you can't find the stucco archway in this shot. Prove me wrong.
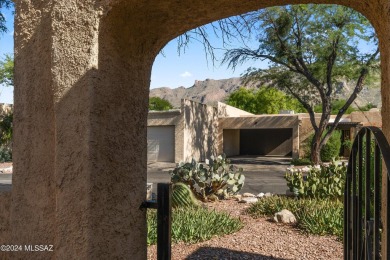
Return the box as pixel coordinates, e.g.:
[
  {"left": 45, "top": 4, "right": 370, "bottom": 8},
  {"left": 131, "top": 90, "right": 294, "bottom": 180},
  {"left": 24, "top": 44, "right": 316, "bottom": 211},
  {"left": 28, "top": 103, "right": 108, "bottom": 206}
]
[{"left": 5, "top": 0, "right": 390, "bottom": 259}]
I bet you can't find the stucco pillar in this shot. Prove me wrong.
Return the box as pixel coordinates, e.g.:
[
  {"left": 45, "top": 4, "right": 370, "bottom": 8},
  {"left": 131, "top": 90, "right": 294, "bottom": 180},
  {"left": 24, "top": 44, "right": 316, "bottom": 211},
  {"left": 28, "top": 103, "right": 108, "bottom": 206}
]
[
  {"left": 375, "top": 2, "right": 390, "bottom": 259},
  {"left": 12, "top": 1, "right": 155, "bottom": 259}
]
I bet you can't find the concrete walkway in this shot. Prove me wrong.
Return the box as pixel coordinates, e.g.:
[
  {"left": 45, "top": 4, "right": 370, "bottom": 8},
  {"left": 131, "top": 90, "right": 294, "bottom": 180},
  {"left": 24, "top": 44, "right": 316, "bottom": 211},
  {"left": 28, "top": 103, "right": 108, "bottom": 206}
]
[{"left": 147, "top": 155, "right": 290, "bottom": 195}]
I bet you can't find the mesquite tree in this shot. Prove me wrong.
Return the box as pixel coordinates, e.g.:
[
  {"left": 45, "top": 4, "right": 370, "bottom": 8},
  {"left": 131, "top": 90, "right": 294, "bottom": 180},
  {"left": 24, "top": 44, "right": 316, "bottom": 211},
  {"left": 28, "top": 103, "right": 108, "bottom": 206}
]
[{"left": 222, "top": 5, "right": 379, "bottom": 164}]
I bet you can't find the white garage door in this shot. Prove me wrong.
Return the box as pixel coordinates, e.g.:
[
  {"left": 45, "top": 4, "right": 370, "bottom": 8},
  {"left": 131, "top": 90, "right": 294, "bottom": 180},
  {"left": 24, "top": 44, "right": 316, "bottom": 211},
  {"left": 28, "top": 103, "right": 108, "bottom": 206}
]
[{"left": 147, "top": 126, "right": 175, "bottom": 162}]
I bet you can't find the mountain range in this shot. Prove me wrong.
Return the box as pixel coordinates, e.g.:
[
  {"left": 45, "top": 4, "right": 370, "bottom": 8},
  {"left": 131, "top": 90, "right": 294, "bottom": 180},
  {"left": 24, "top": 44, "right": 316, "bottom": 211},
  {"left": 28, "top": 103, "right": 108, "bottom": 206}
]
[{"left": 150, "top": 77, "right": 381, "bottom": 109}]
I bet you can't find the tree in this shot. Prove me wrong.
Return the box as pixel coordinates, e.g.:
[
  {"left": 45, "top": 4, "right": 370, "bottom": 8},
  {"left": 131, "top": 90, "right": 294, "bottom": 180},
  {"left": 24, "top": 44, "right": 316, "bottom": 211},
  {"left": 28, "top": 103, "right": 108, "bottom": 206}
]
[
  {"left": 314, "top": 99, "right": 355, "bottom": 114},
  {"left": 0, "top": 0, "right": 13, "bottom": 36},
  {"left": 149, "top": 97, "right": 173, "bottom": 111},
  {"left": 223, "top": 5, "right": 379, "bottom": 164},
  {"left": 0, "top": 54, "right": 13, "bottom": 86},
  {"left": 226, "top": 87, "right": 304, "bottom": 114}
]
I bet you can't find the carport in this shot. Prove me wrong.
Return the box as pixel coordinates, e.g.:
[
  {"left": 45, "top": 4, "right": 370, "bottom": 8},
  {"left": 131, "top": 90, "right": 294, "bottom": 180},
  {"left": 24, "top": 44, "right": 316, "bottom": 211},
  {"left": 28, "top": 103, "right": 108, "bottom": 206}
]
[
  {"left": 219, "top": 115, "right": 300, "bottom": 159},
  {"left": 240, "top": 128, "right": 293, "bottom": 156}
]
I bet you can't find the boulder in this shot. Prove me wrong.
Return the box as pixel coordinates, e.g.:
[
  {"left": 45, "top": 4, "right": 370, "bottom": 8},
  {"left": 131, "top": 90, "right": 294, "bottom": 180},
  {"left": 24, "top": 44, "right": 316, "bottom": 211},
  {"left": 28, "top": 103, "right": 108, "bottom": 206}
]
[
  {"left": 239, "top": 197, "right": 258, "bottom": 204},
  {"left": 256, "top": 192, "right": 265, "bottom": 198},
  {"left": 243, "top": 192, "right": 256, "bottom": 197},
  {"left": 273, "top": 209, "right": 296, "bottom": 224},
  {"left": 264, "top": 192, "right": 272, "bottom": 197}
]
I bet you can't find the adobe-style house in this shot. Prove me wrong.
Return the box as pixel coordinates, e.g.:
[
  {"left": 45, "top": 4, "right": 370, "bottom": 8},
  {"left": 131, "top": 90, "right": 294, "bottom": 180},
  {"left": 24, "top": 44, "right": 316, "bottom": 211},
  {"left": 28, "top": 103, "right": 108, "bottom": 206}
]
[
  {"left": 147, "top": 99, "right": 382, "bottom": 163},
  {"left": 2, "top": 1, "right": 390, "bottom": 259}
]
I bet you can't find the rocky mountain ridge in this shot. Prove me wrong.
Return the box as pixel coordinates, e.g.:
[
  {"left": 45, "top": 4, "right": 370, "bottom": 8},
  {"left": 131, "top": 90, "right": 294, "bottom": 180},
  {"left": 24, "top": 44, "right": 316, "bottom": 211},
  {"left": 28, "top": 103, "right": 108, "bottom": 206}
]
[{"left": 150, "top": 77, "right": 381, "bottom": 109}]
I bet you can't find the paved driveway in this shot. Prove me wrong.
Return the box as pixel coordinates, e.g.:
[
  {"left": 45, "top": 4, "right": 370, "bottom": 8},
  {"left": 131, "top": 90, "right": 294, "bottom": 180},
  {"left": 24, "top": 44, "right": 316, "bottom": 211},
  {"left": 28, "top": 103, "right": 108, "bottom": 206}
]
[{"left": 147, "top": 156, "right": 290, "bottom": 195}]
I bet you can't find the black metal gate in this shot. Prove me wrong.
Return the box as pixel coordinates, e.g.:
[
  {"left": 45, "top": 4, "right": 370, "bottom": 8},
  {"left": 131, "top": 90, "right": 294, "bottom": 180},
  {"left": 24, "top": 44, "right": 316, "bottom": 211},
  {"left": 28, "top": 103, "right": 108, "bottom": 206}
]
[{"left": 344, "top": 127, "right": 390, "bottom": 259}]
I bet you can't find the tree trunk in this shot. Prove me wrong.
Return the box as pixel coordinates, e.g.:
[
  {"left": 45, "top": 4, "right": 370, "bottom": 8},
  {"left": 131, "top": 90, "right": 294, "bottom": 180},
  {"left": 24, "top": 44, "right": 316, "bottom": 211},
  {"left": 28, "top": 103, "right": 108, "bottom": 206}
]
[{"left": 310, "top": 132, "right": 322, "bottom": 165}]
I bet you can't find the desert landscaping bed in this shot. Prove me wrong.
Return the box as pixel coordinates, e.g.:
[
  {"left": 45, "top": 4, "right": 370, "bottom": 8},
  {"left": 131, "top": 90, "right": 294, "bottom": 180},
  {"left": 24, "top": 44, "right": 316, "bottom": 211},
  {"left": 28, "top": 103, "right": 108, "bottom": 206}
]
[{"left": 147, "top": 199, "right": 343, "bottom": 260}]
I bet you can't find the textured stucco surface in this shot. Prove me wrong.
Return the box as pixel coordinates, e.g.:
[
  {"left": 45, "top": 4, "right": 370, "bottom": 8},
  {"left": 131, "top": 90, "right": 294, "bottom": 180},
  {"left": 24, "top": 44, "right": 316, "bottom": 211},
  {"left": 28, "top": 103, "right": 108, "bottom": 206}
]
[
  {"left": 0, "top": 191, "right": 10, "bottom": 259},
  {"left": 183, "top": 100, "right": 219, "bottom": 162},
  {"left": 7, "top": 0, "right": 390, "bottom": 259}
]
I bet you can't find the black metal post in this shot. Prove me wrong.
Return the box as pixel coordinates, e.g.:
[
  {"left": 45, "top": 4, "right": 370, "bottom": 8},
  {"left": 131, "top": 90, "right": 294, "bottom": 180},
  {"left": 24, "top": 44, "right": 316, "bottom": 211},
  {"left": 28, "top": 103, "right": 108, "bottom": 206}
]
[{"left": 157, "top": 183, "right": 172, "bottom": 260}]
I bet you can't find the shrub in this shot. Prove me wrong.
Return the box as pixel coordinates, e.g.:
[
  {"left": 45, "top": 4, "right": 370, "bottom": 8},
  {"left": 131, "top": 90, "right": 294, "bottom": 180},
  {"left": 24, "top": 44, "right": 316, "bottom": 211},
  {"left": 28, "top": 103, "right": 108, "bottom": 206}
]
[
  {"left": 170, "top": 154, "right": 245, "bottom": 201},
  {"left": 0, "top": 146, "right": 11, "bottom": 162},
  {"left": 290, "top": 158, "right": 312, "bottom": 166},
  {"left": 285, "top": 160, "right": 347, "bottom": 199},
  {"left": 247, "top": 196, "right": 343, "bottom": 239},
  {"left": 320, "top": 130, "right": 342, "bottom": 162},
  {"left": 147, "top": 207, "right": 243, "bottom": 245}
]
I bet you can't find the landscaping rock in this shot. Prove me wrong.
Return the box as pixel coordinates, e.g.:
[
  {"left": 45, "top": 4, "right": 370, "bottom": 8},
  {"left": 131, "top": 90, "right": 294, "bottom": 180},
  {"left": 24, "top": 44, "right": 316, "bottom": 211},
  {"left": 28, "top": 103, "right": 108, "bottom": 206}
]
[
  {"left": 232, "top": 194, "right": 242, "bottom": 201},
  {"left": 273, "top": 209, "right": 296, "bottom": 224},
  {"left": 239, "top": 197, "right": 258, "bottom": 204},
  {"left": 264, "top": 192, "right": 273, "bottom": 197},
  {"left": 243, "top": 192, "right": 256, "bottom": 197},
  {"left": 256, "top": 192, "right": 265, "bottom": 198}
]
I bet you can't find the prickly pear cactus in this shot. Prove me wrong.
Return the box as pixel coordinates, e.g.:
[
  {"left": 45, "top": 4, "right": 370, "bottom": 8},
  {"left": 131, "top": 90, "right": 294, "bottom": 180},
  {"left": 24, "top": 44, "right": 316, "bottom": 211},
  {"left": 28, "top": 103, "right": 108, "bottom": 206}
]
[
  {"left": 172, "top": 182, "right": 200, "bottom": 208},
  {"left": 170, "top": 154, "right": 245, "bottom": 201}
]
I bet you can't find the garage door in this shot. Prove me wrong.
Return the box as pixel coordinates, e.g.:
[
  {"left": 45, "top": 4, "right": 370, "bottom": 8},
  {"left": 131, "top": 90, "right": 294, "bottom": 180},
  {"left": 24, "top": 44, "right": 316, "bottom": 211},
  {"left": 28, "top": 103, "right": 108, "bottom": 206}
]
[
  {"left": 147, "top": 126, "right": 175, "bottom": 162},
  {"left": 240, "top": 129, "right": 292, "bottom": 156}
]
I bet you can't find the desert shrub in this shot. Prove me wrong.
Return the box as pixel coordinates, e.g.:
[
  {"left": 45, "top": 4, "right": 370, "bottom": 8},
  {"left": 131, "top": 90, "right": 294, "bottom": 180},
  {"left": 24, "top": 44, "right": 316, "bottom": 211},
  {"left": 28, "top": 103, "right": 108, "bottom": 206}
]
[
  {"left": 290, "top": 158, "right": 312, "bottom": 166},
  {"left": 285, "top": 160, "right": 347, "bottom": 199},
  {"left": 247, "top": 196, "right": 343, "bottom": 239},
  {"left": 147, "top": 207, "right": 243, "bottom": 245},
  {"left": 170, "top": 154, "right": 245, "bottom": 201},
  {"left": 320, "top": 130, "right": 342, "bottom": 162},
  {"left": 0, "top": 146, "right": 11, "bottom": 162}
]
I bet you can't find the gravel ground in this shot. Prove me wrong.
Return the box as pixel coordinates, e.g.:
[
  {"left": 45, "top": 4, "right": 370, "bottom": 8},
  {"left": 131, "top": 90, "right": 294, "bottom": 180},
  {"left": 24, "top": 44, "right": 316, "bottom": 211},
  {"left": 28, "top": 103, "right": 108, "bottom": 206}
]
[{"left": 147, "top": 199, "right": 343, "bottom": 260}]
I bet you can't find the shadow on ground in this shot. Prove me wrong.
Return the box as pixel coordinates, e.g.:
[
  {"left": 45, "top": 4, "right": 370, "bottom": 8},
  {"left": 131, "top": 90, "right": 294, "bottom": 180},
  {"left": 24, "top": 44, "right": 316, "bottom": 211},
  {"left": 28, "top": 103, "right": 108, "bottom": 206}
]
[
  {"left": 185, "top": 247, "right": 288, "bottom": 260},
  {"left": 228, "top": 155, "right": 291, "bottom": 166}
]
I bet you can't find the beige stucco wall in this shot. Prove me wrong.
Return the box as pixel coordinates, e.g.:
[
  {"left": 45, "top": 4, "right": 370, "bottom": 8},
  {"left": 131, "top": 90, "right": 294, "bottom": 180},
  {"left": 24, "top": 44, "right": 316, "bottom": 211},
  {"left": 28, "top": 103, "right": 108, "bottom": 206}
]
[
  {"left": 223, "top": 129, "right": 240, "bottom": 157},
  {"left": 183, "top": 99, "right": 219, "bottom": 162},
  {"left": 219, "top": 115, "right": 300, "bottom": 159},
  {"left": 8, "top": 0, "right": 390, "bottom": 259},
  {"left": 147, "top": 110, "right": 184, "bottom": 162},
  {"left": 350, "top": 109, "right": 382, "bottom": 127},
  {"left": 218, "top": 102, "right": 254, "bottom": 117}
]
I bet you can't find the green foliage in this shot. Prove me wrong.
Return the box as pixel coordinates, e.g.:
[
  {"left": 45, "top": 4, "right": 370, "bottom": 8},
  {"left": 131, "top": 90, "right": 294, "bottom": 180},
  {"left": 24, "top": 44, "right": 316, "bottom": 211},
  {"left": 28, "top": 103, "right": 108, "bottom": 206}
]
[
  {"left": 290, "top": 158, "right": 312, "bottom": 166},
  {"left": 226, "top": 87, "right": 305, "bottom": 114},
  {"left": 285, "top": 160, "right": 347, "bottom": 199},
  {"left": 320, "top": 131, "right": 342, "bottom": 162},
  {"left": 0, "top": 0, "right": 13, "bottom": 36},
  {"left": 0, "top": 112, "right": 12, "bottom": 145},
  {"left": 172, "top": 182, "right": 200, "bottom": 208},
  {"left": 0, "top": 54, "right": 13, "bottom": 86},
  {"left": 314, "top": 99, "right": 355, "bottom": 114},
  {"left": 170, "top": 154, "right": 245, "bottom": 201},
  {"left": 358, "top": 102, "right": 377, "bottom": 111},
  {"left": 147, "top": 207, "right": 243, "bottom": 245},
  {"left": 0, "top": 146, "right": 11, "bottom": 162},
  {"left": 247, "top": 196, "right": 343, "bottom": 239},
  {"left": 149, "top": 97, "right": 173, "bottom": 111}
]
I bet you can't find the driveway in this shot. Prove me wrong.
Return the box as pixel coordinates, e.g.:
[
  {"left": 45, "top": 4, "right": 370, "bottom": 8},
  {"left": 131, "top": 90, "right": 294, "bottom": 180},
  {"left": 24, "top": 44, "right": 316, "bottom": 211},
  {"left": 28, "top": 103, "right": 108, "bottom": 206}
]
[{"left": 147, "top": 155, "right": 290, "bottom": 195}]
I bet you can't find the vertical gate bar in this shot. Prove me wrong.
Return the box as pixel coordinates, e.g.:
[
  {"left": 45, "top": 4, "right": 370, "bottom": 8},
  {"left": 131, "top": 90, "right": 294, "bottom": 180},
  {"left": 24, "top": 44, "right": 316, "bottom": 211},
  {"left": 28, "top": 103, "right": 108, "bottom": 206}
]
[
  {"left": 365, "top": 130, "right": 372, "bottom": 259},
  {"left": 387, "top": 174, "right": 390, "bottom": 259},
  {"left": 345, "top": 148, "right": 353, "bottom": 260},
  {"left": 358, "top": 133, "right": 364, "bottom": 258},
  {"left": 373, "top": 142, "right": 380, "bottom": 259},
  {"left": 157, "top": 183, "right": 172, "bottom": 260}
]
